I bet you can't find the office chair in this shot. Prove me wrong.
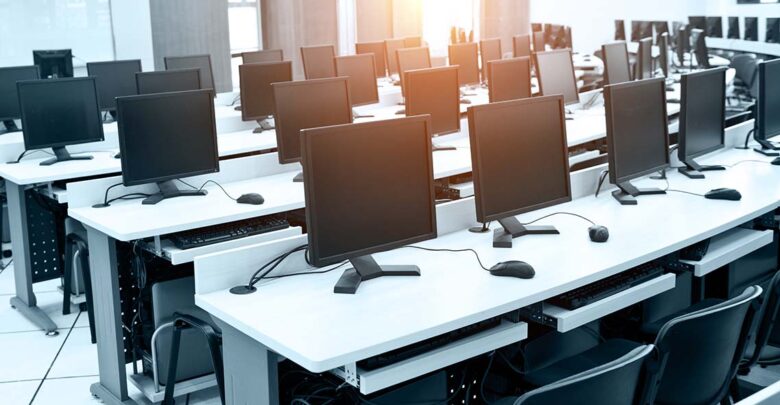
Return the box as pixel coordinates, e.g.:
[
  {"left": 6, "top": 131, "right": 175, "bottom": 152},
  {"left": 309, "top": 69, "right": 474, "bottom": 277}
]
[
  {"left": 61, "top": 230, "right": 96, "bottom": 343},
  {"left": 521, "top": 286, "right": 761, "bottom": 405},
  {"left": 730, "top": 54, "right": 759, "bottom": 101},
  {"left": 740, "top": 270, "right": 780, "bottom": 373},
  {"left": 494, "top": 345, "right": 657, "bottom": 405}
]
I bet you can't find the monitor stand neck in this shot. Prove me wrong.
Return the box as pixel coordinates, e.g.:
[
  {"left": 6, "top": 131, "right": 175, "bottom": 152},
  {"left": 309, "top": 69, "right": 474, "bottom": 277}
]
[
  {"left": 754, "top": 139, "right": 780, "bottom": 157},
  {"left": 292, "top": 171, "right": 303, "bottom": 183},
  {"left": 678, "top": 159, "right": 725, "bottom": 179},
  {"left": 493, "top": 216, "right": 559, "bottom": 249},
  {"left": 40, "top": 146, "right": 93, "bottom": 166},
  {"left": 432, "top": 143, "right": 456, "bottom": 152},
  {"left": 333, "top": 254, "right": 420, "bottom": 294},
  {"left": 353, "top": 109, "right": 374, "bottom": 120},
  {"left": 142, "top": 180, "right": 207, "bottom": 205},
  {"left": 253, "top": 117, "right": 274, "bottom": 134},
  {"left": 612, "top": 181, "right": 666, "bottom": 206}
]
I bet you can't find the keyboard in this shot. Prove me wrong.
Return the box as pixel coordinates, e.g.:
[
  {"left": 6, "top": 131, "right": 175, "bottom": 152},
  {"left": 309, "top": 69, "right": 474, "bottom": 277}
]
[
  {"left": 358, "top": 316, "right": 502, "bottom": 371},
  {"left": 548, "top": 263, "right": 665, "bottom": 310},
  {"left": 168, "top": 215, "right": 289, "bottom": 250}
]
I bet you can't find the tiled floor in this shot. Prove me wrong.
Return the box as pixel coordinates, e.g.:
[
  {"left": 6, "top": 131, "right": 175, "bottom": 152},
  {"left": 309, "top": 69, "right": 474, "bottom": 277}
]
[{"left": 0, "top": 261, "right": 220, "bottom": 404}]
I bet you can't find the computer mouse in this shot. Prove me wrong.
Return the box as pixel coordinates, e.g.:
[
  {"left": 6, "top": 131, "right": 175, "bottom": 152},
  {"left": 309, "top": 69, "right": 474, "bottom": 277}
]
[
  {"left": 489, "top": 261, "right": 535, "bottom": 279},
  {"left": 772, "top": 157, "right": 780, "bottom": 166},
  {"left": 705, "top": 188, "right": 742, "bottom": 201},
  {"left": 588, "top": 225, "right": 610, "bottom": 243},
  {"left": 237, "top": 193, "right": 265, "bottom": 205}
]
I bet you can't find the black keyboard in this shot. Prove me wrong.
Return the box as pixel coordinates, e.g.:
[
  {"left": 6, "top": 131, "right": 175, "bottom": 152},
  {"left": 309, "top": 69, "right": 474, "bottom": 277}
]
[
  {"left": 548, "top": 263, "right": 665, "bottom": 310},
  {"left": 358, "top": 316, "right": 502, "bottom": 371},
  {"left": 169, "top": 215, "right": 289, "bottom": 250}
]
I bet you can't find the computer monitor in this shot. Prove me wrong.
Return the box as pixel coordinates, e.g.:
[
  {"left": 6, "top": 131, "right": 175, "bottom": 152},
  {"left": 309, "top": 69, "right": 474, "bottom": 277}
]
[
  {"left": 637, "top": 38, "right": 654, "bottom": 80},
  {"left": 116, "top": 89, "right": 218, "bottom": 205},
  {"left": 534, "top": 49, "right": 579, "bottom": 105},
  {"left": 241, "top": 49, "right": 284, "bottom": 64},
  {"left": 671, "top": 21, "right": 686, "bottom": 48},
  {"left": 356, "top": 41, "right": 388, "bottom": 77},
  {"left": 677, "top": 26, "right": 691, "bottom": 67},
  {"left": 677, "top": 67, "right": 727, "bottom": 179},
  {"left": 691, "top": 29, "right": 711, "bottom": 69},
  {"left": 532, "top": 23, "right": 544, "bottom": 33},
  {"left": 728, "top": 17, "right": 741, "bottom": 40},
  {"left": 479, "top": 38, "right": 502, "bottom": 82},
  {"left": 631, "top": 21, "right": 653, "bottom": 42},
  {"left": 17, "top": 77, "right": 104, "bottom": 165},
  {"left": 238, "top": 61, "right": 292, "bottom": 131},
  {"left": 272, "top": 77, "right": 353, "bottom": 178},
  {"left": 487, "top": 57, "right": 531, "bottom": 103},
  {"left": 335, "top": 54, "right": 379, "bottom": 106},
  {"left": 658, "top": 33, "right": 670, "bottom": 78},
  {"left": 563, "top": 26, "right": 573, "bottom": 49},
  {"left": 404, "top": 36, "right": 423, "bottom": 48},
  {"left": 706, "top": 17, "right": 723, "bottom": 38},
  {"left": 397, "top": 47, "right": 432, "bottom": 96},
  {"left": 468, "top": 95, "right": 570, "bottom": 248},
  {"left": 654, "top": 21, "right": 670, "bottom": 44},
  {"left": 301, "top": 115, "right": 436, "bottom": 294},
  {"left": 533, "top": 31, "right": 546, "bottom": 53},
  {"left": 616, "top": 20, "right": 626, "bottom": 41},
  {"left": 0, "top": 66, "right": 40, "bottom": 128},
  {"left": 301, "top": 45, "right": 336, "bottom": 79},
  {"left": 550, "top": 25, "right": 569, "bottom": 49},
  {"left": 32, "top": 49, "right": 73, "bottom": 78},
  {"left": 164, "top": 55, "right": 216, "bottom": 95},
  {"left": 385, "top": 39, "right": 405, "bottom": 76},
  {"left": 86, "top": 60, "right": 142, "bottom": 113},
  {"left": 605, "top": 78, "right": 670, "bottom": 205},
  {"left": 754, "top": 59, "right": 780, "bottom": 155},
  {"left": 745, "top": 17, "right": 758, "bottom": 41},
  {"left": 767, "top": 18, "right": 780, "bottom": 44},
  {"left": 135, "top": 69, "right": 201, "bottom": 95},
  {"left": 602, "top": 42, "right": 632, "bottom": 85},
  {"left": 513, "top": 34, "right": 531, "bottom": 58},
  {"left": 688, "top": 16, "right": 707, "bottom": 31},
  {"left": 405, "top": 66, "right": 460, "bottom": 142},
  {"left": 449, "top": 42, "right": 480, "bottom": 87}
]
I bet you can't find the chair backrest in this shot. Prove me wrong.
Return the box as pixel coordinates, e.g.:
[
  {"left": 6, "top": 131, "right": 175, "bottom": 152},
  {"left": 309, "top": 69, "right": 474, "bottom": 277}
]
[
  {"left": 731, "top": 54, "right": 758, "bottom": 85},
  {"left": 651, "top": 285, "right": 762, "bottom": 405},
  {"left": 515, "top": 345, "right": 655, "bottom": 405},
  {"left": 743, "top": 270, "right": 780, "bottom": 369}
]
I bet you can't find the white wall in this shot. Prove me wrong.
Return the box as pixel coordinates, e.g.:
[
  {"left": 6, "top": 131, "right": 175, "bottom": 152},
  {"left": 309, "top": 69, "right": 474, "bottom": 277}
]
[
  {"left": 529, "top": 0, "right": 707, "bottom": 54},
  {"left": 110, "top": 0, "right": 154, "bottom": 71}
]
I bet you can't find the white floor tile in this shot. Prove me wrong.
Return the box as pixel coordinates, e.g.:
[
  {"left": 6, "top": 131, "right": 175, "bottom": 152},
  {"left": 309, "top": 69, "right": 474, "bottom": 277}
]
[
  {"left": 0, "top": 379, "right": 41, "bottom": 405},
  {"left": 0, "top": 263, "right": 61, "bottom": 297},
  {"left": 0, "top": 291, "right": 79, "bottom": 333},
  {"left": 48, "top": 326, "right": 97, "bottom": 378},
  {"left": 0, "top": 330, "right": 65, "bottom": 382},
  {"left": 34, "top": 376, "right": 154, "bottom": 405}
]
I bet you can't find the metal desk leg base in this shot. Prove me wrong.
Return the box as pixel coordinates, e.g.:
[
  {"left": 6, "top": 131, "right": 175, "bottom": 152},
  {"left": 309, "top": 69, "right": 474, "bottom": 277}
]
[
  {"left": 90, "top": 383, "right": 137, "bottom": 405},
  {"left": 9, "top": 296, "right": 58, "bottom": 336},
  {"left": 215, "top": 319, "right": 280, "bottom": 405}
]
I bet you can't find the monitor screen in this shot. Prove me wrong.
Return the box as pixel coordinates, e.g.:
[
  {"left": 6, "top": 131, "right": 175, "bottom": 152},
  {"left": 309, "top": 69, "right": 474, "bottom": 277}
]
[
  {"left": 87, "top": 59, "right": 142, "bottom": 112},
  {"left": 756, "top": 59, "right": 780, "bottom": 141},
  {"left": 513, "top": 34, "right": 531, "bottom": 58},
  {"left": 488, "top": 57, "right": 531, "bottom": 103},
  {"left": 335, "top": 54, "right": 379, "bottom": 106},
  {"left": 616, "top": 20, "right": 626, "bottom": 41},
  {"left": 397, "top": 47, "right": 431, "bottom": 96},
  {"left": 18, "top": 77, "right": 104, "bottom": 150},
  {"left": 405, "top": 66, "right": 460, "bottom": 136},
  {"left": 479, "top": 38, "right": 502, "bottom": 82},
  {"left": 745, "top": 17, "right": 758, "bottom": 41},
  {"left": 302, "top": 116, "right": 436, "bottom": 266},
  {"left": 706, "top": 17, "right": 723, "bottom": 38},
  {"left": 637, "top": 38, "right": 653, "bottom": 79},
  {"left": 468, "top": 95, "right": 571, "bottom": 223},
  {"left": 135, "top": 69, "right": 201, "bottom": 95},
  {"left": 631, "top": 21, "right": 653, "bottom": 42},
  {"left": 533, "top": 31, "right": 546, "bottom": 53},
  {"left": 301, "top": 45, "right": 336, "bottom": 79},
  {"left": 32, "top": 49, "right": 73, "bottom": 78},
  {"left": 654, "top": 21, "right": 670, "bottom": 43},
  {"left": 385, "top": 39, "right": 405, "bottom": 76},
  {"left": 689, "top": 16, "right": 707, "bottom": 31},
  {"left": 659, "top": 34, "right": 670, "bottom": 77},
  {"left": 728, "top": 17, "right": 740, "bottom": 39},
  {"left": 767, "top": 18, "right": 780, "bottom": 44},
  {"left": 605, "top": 78, "right": 670, "bottom": 185},
  {"left": 116, "top": 89, "right": 218, "bottom": 187},
  {"left": 534, "top": 49, "right": 579, "bottom": 105},
  {"left": 164, "top": 55, "right": 215, "bottom": 93},
  {"left": 691, "top": 29, "right": 710, "bottom": 69},
  {"left": 678, "top": 68, "right": 726, "bottom": 161},
  {"left": 272, "top": 77, "right": 353, "bottom": 164},
  {"left": 356, "top": 41, "right": 388, "bottom": 77},
  {"left": 602, "top": 42, "right": 632, "bottom": 85},
  {"left": 677, "top": 26, "right": 691, "bottom": 62},
  {"left": 239, "top": 61, "right": 293, "bottom": 121},
  {"left": 241, "top": 49, "right": 283, "bottom": 64},
  {"left": 449, "top": 42, "right": 480, "bottom": 86},
  {"left": 0, "top": 66, "right": 40, "bottom": 121}
]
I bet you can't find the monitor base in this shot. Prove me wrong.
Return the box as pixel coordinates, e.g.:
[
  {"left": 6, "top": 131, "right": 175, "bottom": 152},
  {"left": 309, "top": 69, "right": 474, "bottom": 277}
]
[
  {"left": 432, "top": 144, "right": 457, "bottom": 152},
  {"left": 40, "top": 146, "right": 93, "bottom": 166},
  {"left": 234, "top": 105, "right": 242, "bottom": 111},
  {"left": 493, "top": 216, "right": 559, "bottom": 249},
  {"left": 754, "top": 147, "right": 780, "bottom": 157},
  {"left": 142, "top": 180, "right": 208, "bottom": 205},
  {"left": 678, "top": 160, "right": 726, "bottom": 179},
  {"left": 353, "top": 109, "right": 374, "bottom": 120},
  {"left": 612, "top": 181, "right": 666, "bottom": 206},
  {"left": 253, "top": 118, "right": 274, "bottom": 134},
  {"left": 334, "top": 255, "right": 420, "bottom": 294},
  {"left": 293, "top": 171, "right": 304, "bottom": 183}
]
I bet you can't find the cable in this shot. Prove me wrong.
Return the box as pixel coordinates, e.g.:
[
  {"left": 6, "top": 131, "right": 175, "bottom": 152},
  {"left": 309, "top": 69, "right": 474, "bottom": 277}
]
[
  {"left": 177, "top": 179, "right": 240, "bottom": 201},
  {"left": 723, "top": 159, "right": 774, "bottom": 168},
  {"left": 520, "top": 212, "right": 596, "bottom": 227},
  {"left": 94, "top": 182, "right": 152, "bottom": 208},
  {"left": 479, "top": 351, "right": 497, "bottom": 404},
  {"left": 660, "top": 176, "right": 704, "bottom": 197},
  {"left": 736, "top": 129, "right": 756, "bottom": 150},
  {"left": 0, "top": 259, "right": 11, "bottom": 275},
  {"left": 595, "top": 169, "right": 609, "bottom": 197},
  {"left": 404, "top": 245, "right": 491, "bottom": 271},
  {"left": 8, "top": 149, "right": 54, "bottom": 164},
  {"left": 246, "top": 244, "right": 308, "bottom": 287}
]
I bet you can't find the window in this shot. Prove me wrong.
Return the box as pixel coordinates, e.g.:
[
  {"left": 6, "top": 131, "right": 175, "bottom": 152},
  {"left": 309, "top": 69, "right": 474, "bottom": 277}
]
[{"left": 422, "top": 0, "right": 480, "bottom": 57}]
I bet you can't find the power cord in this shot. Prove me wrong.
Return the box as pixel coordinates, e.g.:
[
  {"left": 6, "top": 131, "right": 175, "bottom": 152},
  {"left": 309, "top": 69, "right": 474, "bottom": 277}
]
[
  {"left": 595, "top": 169, "right": 609, "bottom": 197},
  {"left": 93, "top": 182, "right": 152, "bottom": 208},
  {"left": 722, "top": 159, "right": 774, "bottom": 168},
  {"left": 176, "top": 179, "right": 240, "bottom": 201},
  {"left": 659, "top": 176, "right": 704, "bottom": 197},
  {"left": 520, "top": 212, "right": 596, "bottom": 227},
  {"left": 736, "top": 129, "right": 756, "bottom": 150},
  {"left": 7, "top": 149, "right": 54, "bottom": 164},
  {"left": 403, "top": 246, "right": 491, "bottom": 271}
]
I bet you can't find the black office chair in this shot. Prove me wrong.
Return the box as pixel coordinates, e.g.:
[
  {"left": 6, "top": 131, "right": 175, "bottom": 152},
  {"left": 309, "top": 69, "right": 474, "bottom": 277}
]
[
  {"left": 740, "top": 270, "right": 780, "bottom": 373},
  {"left": 521, "top": 286, "right": 761, "bottom": 405},
  {"left": 61, "top": 231, "right": 96, "bottom": 344},
  {"left": 730, "top": 54, "right": 759, "bottom": 101},
  {"left": 495, "top": 345, "right": 656, "bottom": 405}
]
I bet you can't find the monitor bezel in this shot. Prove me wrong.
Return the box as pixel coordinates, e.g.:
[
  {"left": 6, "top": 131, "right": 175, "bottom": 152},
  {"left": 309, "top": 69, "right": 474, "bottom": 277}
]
[
  {"left": 335, "top": 54, "right": 380, "bottom": 107},
  {"left": 448, "top": 42, "right": 480, "bottom": 87},
  {"left": 164, "top": 54, "right": 216, "bottom": 95},
  {"left": 239, "top": 61, "right": 293, "bottom": 121},
  {"left": 300, "top": 45, "right": 337, "bottom": 79},
  {"left": 241, "top": 49, "right": 284, "bottom": 65},
  {"left": 356, "top": 41, "right": 388, "bottom": 78},
  {"left": 601, "top": 41, "right": 631, "bottom": 85},
  {"left": 756, "top": 59, "right": 780, "bottom": 142},
  {"left": 487, "top": 57, "right": 532, "bottom": 103},
  {"left": 86, "top": 59, "right": 143, "bottom": 112},
  {"left": 135, "top": 68, "right": 202, "bottom": 95},
  {"left": 533, "top": 49, "right": 580, "bottom": 106},
  {"left": 678, "top": 67, "right": 727, "bottom": 161},
  {"left": 404, "top": 66, "right": 461, "bottom": 136},
  {"left": 0, "top": 65, "right": 40, "bottom": 121}
]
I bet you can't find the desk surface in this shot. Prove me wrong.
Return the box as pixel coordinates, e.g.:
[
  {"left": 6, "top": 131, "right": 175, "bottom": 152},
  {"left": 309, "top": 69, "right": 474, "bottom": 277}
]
[{"left": 196, "top": 147, "right": 780, "bottom": 373}]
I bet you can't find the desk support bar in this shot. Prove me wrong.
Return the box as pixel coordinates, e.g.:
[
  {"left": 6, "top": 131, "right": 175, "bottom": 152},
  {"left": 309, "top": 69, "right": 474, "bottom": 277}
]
[{"left": 215, "top": 319, "right": 280, "bottom": 405}]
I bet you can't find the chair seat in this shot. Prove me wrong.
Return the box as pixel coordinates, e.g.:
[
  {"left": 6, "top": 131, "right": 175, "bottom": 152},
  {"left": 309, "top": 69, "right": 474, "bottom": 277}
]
[
  {"left": 523, "top": 339, "right": 641, "bottom": 388},
  {"left": 640, "top": 298, "right": 724, "bottom": 337}
]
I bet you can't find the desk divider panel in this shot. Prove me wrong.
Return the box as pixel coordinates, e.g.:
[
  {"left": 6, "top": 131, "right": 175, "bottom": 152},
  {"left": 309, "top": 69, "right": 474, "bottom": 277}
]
[{"left": 27, "top": 189, "right": 66, "bottom": 283}]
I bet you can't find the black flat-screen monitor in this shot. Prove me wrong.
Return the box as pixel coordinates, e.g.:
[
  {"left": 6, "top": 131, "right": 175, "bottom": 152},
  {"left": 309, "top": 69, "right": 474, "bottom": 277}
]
[
  {"left": 755, "top": 59, "right": 780, "bottom": 150},
  {"left": 301, "top": 115, "right": 436, "bottom": 294},
  {"left": 691, "top": 29, "right": 711, "bottom": 69},
  {"left": 116, "top": 89, "right": 218, "bottom": 204},
  {"left": 335, "top": 54, "right": 379, "bottom": 106},
  {"left": 165, "top": 55, "right": 216, "bottom": 96},
  {"left": 654, "top": 21, "right": 670, "bottom": 44},
  {"left": 706, "top": 17, "right": 723, "bottom": 38},
  {"left": 135, "top": 69, "right": 201, "bottom": 95},
  {"left": 239, "top": 61, "right": 292, "bottom": 121},
  {"left": 677, "top": 26, "right": 691, "bottom": 65},
  {"left": 385, "top": 39, "right": 405, "bottom": 76},
  {"left": 534, "top": 49, "right": 579, "bottom": 105},
  {"left": 356, "top": 41, "right": 388, "bottom": 77},
  {"left": 301, "top": 45, "right": 337, "bottom": 79},
  {"left": 678, "top": 67, "right": 726, "bottom": 176},
  {"left": 87, "top": 60, "right": 142, "bottom": 112},
  {"left": 767, "top": 18, "right": 780, "bottom": 44},
  {"left": 241, "top": 49, "right": 283, "bottom": 64},
  {"left": 728, "top": 17, "right": 741, "bottom": 39},
  {"left": 32, "top": 49, "right": 73, "bottom": 78},
  {"left": 532, "top": 23, "right": 544, "bottom": 33},
  {"left": 659, "top": 34, "right": 670, "bottom": 78},
  {"left": 637, "top": 38, "right": 654, "bottom": 79},
  {"left": 397, "top": 47, "right": 431, "bottom": 96},
  {"left": 689, "top": 16, "right": 707, "bottom": 31},
  {"left": 449, "top": 42, "right": 480, "bottom": 86},
  {"left": 533, "top": 31, "right": 546, "bottom": 53},
  {"left": 0, "top": 66, "right": 40, "bottom": 122},
  {"left": 17, "top": 77, "right": 104, "bottom": 165},
  {"left": 487, "top": 57, "right": 531, "bottom": 103},
  {"left": 480, "top": 38, "right": 502, "bottom": 82},
  {"left": 745, "top": 17, "right": 758, "bottom": 41},
  {"left": 616, "top": 20, "right": 626, "bottom": 41},
  {"left": 631, "top": 21, "right": 653, "bottom": 42},
  {"left": 272, "top": 77, "right": 353, "bottom": 165},
  {"left": 602, "top": 42, "right": 632, "bottom": 85},
  {"left": 405, "top": 66, "right": 461, "bottom": 136},
  {"left": 671, "top": 21, "right": 686, "bottom": 48}
]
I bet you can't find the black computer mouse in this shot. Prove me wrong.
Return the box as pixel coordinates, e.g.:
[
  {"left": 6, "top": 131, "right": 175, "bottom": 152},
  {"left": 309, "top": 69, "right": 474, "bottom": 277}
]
[
  {"left": 237, "top": 193, "right": 265, "bottom": 205},
  {"left": 489, "top": 261, "right": 535, "bottom": 279},
  {"left": 588, "top": 225, "right": 610, "bottom": 243},
  {"left": 705, "top": 188, "right": 742, "bottom": 201},
  {"left": 772, "top": 157, "right": 780, "bottom": 166}
]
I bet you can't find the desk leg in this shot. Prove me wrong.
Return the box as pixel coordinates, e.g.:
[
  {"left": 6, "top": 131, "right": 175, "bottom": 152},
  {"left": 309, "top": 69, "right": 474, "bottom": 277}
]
[
  {"left": 215, "top": 319, "right": 280, "bottom": 405},
  {"left": 6, "top": 182, "right": 58, "bottom": 335},
  {"left": 86, "top": 226, "right": 135, "bottom": 405}
]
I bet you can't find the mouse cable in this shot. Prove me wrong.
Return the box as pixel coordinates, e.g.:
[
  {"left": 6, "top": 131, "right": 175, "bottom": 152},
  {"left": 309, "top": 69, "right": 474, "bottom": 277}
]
[
  {"left": 403, "top": 245, "right": 491, "bottom": 271},
  {"left": 594, "top": 169, "right": 609, "bottom": 197},
  {"left": 176, "top": 178, "right": 239, "bottom": 201},
  {"left": 661, "top": 177, "right": 704, "bottom": 197},
  {"left": 722, "top": 159, "right": 774, "bottom": 169},
  {"left": 520, "top": 212, "right": 596, "bottom": 227}
]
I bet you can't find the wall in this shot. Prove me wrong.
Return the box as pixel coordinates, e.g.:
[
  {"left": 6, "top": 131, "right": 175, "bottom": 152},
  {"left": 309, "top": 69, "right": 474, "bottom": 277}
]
[
  {"left": 110, "top": 0, "right": 154, "bottom": 71},
  {"left": 356, "top": 0, "right": 394, "bottom": 43},
  {"left": 482, "top": 0, "right": 531, "bottom": 58}
]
